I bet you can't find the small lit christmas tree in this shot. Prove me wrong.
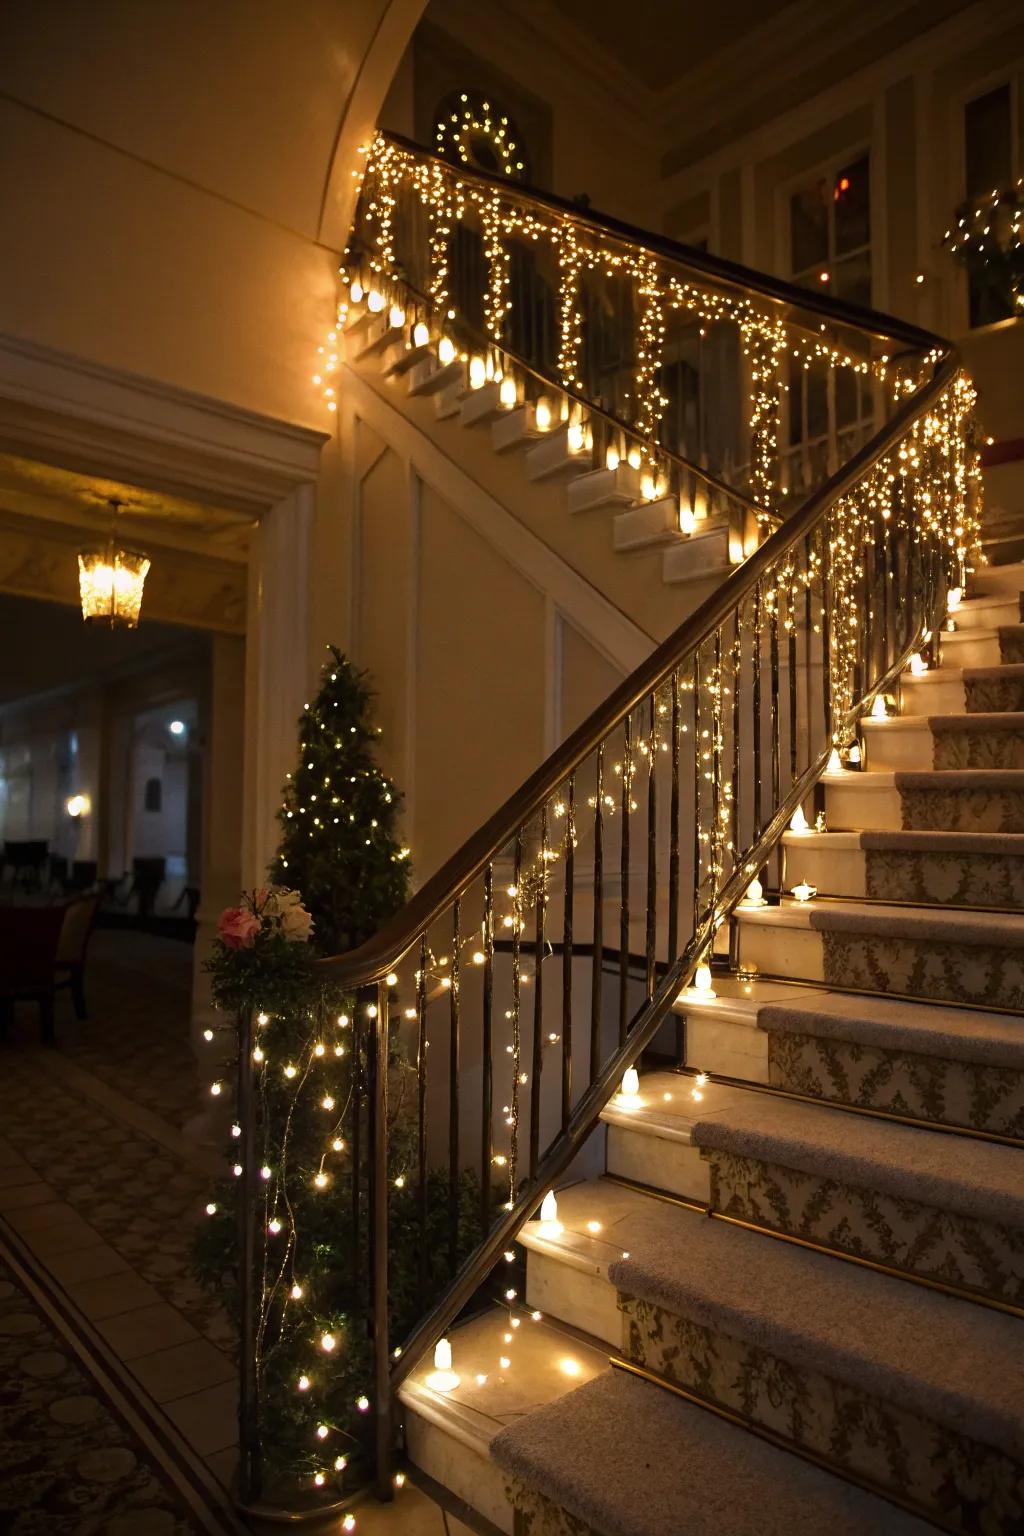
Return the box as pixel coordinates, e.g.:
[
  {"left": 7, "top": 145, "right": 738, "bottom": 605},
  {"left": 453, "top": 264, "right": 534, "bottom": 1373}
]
[{"left": 270, "top": 648, "right": 410, "bottom": 955}]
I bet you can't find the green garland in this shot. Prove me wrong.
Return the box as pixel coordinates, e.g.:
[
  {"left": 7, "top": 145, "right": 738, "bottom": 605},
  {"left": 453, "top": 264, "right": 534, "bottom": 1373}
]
[
  {"left": 943, "top": 180, "right": 1024, "bottom": 317},
  {"left": 192, "top": 651, "right": 486, "bottom": 1504}
]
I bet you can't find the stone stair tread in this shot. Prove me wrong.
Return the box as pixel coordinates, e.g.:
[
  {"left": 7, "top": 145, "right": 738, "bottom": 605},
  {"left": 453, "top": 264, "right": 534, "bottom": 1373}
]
[
  {"left": 607, "top": 1199, "right": 1024, "bottom": 1460},
  {"left": 864, "top": 711, "right": 1024, "bottom": 731},
  {"left": 736, "top": 896, "right": 1024, "bottom": 948},
  {"left": 490, "top": 1368, "right": 933, "bottom": 1536},
  {"left": 685, "top": 1088, "right": 1024, "bottom": 1229},
  {"left": 786, "top": 826, "right": 1024, "bottom": 851},
  {"left": 824, "top": 767, "right": 1024, "bottom": 786},
  {"left": 755, "top": 987, "right": 1024, "bottom": 1067}
]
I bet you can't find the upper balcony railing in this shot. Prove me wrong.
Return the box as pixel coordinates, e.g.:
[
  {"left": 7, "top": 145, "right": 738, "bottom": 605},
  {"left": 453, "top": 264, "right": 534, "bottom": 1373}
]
[{"left": 344, "top": 129, "right": 948, "bottom": 528}]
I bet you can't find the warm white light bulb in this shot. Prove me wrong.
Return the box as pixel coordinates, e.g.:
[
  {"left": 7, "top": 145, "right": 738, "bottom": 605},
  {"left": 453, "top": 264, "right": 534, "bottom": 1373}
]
[
  {"left": 870, "top": 693, "right": 888, "bottom": 719},
  {"left": 499, "top": 375, "right": 517, "bottom": 407},
  {"left": 605, "top": 445, "right": 620, "bottom": 471},
  {"left": 367, "top": 290, "right": 384, "bottom": 314},
  {"left": 534, "top": 398, "right": 553, "bottom": 431},
  {"left": 791, "top": 880, "right": 817, "bottom": 903},
  {"left": 693, "top": 964, "right": 715, "bottom": 998},
  {"left": 539, "top": 1189, "right": 561, "bottom": 1236},
  {"left": 469, "top": 356, "right": 487, "bottom": 390},
  {"left": 413, "top": 321, "right": 429, "bottom": 348},
  {"left": 826, "top": 746, "right": 843, "bottom": 772},
  {"left": 350, "top": 280, "right": 364, "bottom": 304},
  {"left": 947, "top": 586, "right": 963, "bottom": 613},
  {"left": 679, "top": 504, "right": 696, "bottom": 534},
  {"left": 389, "top": 305, "right": 405, "bottom": 329},
  {"left": 789, "top": 804, "right": 810, "bottom": 833},
  {"left": 620, "top": 1067, "right": 640, "bottom": 1099},
  {"left": 438, "top": 336, "right": 456, "bottom": 366},
  {"left": 909, "top": 652, "right": 928, "bottom": 676},
  {"left": 566, "top": 421, "right": 585, "bottom": 453},
  {"left": 427, "top": 1337, "right": 459, "bottom": 1393}
]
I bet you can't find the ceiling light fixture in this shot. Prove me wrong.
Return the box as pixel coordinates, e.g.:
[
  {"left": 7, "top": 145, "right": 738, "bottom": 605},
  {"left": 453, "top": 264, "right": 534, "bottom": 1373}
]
[{"left": 78, "top": 498, "right": 150, "bottom": 628}]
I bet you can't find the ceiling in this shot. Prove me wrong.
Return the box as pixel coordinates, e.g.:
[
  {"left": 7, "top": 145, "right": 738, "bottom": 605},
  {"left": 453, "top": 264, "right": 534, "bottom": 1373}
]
[
  {"left": 0, "top": 451, "right": 253, "bottom": 564},
  {"left": 547, "top": 0, "right": 799, "bottom": 93}
]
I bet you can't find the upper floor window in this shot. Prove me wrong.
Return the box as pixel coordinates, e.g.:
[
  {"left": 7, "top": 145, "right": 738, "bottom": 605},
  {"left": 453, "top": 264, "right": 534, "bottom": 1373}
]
[
  {"left": 963, "top": 83, "right": 1015, "bottom": 327},
  {"left": 789, "top": 155, "right": 871, "bottom": 308},
  {"left": 434, "top": 92, "right": 528, "bottom": 182}
]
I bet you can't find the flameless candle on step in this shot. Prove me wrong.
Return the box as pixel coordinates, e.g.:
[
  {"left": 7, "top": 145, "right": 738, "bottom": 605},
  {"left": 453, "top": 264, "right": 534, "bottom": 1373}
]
[
  {"left": 427, "top": 1337, "right": 459, "bottom": 1394},
  {"left": 539, "top": 1189, "right": 562, "bottom": 1237}
]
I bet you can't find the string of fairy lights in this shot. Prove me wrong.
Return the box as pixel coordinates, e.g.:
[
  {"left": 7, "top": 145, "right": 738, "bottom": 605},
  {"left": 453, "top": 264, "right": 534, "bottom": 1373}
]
[
  {"left": 220, "top": 125, "right": 982, "bottom": 1509},
  {"left": 943, "top": 177, "right": 1024, "bottom": 313}
]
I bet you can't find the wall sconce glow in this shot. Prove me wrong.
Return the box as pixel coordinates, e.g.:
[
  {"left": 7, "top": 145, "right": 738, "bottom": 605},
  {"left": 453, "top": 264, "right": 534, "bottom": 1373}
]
[
  {"left": 169, "top": 719, "right": 186, "bottom": 736},
  {"left": 909, "top": 652, "right": 928, "bottom": 676},
  {"left": 388, "top": 305, "right": 405, "bottom": 329},
  {"left": 739, "top": 877, "right": 766, "bottom": 908},
  {"left": 534, "top": 398, "right": 553, "bottom": 432},
  {"left": 427, "top": 1337, "right": 459, "bottom": 1394},
  {"left": 438, "top": 336, "right": 456, "bottom": 367},
  {"left": 538, "top": 1189, "right": 562, "bottom": 1237},
  {"left": 791, "top": 880, "right": 817, "bottom": 903},
  {"left": 469, "top": 356, "right": 487, "bottom": 390},
  {"left": 789, "top": 804, "right": 810, "bottom": 834},
  {"left": 66, "top": 794, "right": 91, "bottom": 819},
  {"left": 620, "top": 1066, "right": 640, "bottom": 1101},
  {"left": 499, "top": 375, "right": 517, "bottom": 408},
  {"left": 79, "top": 543, "right": 150, "bottom": 628},
  {"left": 366, "top": 290, "right": 385, "bottom": 313},
  {"left": 412, "top": 321, "right": 430, "bottom": 348}
]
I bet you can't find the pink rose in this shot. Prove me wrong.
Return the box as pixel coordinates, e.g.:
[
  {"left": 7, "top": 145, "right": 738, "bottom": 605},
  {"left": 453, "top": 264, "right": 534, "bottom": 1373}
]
[{"left": 218, "top": 906, "right": 261, "bottom": 949}]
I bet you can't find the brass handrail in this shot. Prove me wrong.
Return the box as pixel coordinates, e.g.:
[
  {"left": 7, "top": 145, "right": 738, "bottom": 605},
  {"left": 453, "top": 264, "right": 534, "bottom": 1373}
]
[
  {"left": 319, "top": 348, "right": 959, "bottom": 992},
  {"left": 377, "top": 129, "right": 947, "bottom": 356}
]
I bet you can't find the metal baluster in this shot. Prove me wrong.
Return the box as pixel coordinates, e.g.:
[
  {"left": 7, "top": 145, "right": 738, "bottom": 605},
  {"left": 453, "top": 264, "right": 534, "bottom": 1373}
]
[
  {"left": 820, "top": 527, "right": 834, "bottom": 749},
  {"left": 788, "top": 568, "right": 799, "bottom": 787},
  {"left": 351, "top": 1006, "right": 362, "bottom": 1298},
  {"left": 561, "top": 775, "right": 574, "bottom": 1130},
  {"left": 367, "top": 979, "right": 391, "bottom": 1497},
  {"left": 692, "top": 652, "right": 701, "bottom": 934},
  {"left": 417, "top": 935, "right": 428, "bottom": 1297},
  {"left": 618, "top": 714, "right": 632, "bottom": 1046},
  {"left": 480, "top": 872, "right": 493, "bottom": 1236},
  {"left": 752, "top": 586, "right": 762, "bottom": 838},
  {"left": 448, "top": 900, "right": 460, "bottom": 1277},
  {"left": 236, "top": 1006, "right": 261, "bottom": 1504},
  {"left": 510, "top": 836, "right": 523, "bottom": 1199},
  {"left": 803, "top": 536, "right": 815, "bottom": 766},
  {"left": 644, "top": 694, "right": 657, "bottom": 1001},
  {"left": 590, "top": 748, "right": 604, "bottom": 1083},
  {"left": 711, "top": 632, "right": 722, "bottom": 901},
  {"left": 530, "top": 806, "right": 547, "bottom": 1180},
  {"left": 769, "top": 585, "right": 781, "bottom": 819},
  {"left": 668, "top": 672, "right": 680, "bottom": 968},
  {"left": 730, "top": 616, "right": 740, "bottom": 883}
]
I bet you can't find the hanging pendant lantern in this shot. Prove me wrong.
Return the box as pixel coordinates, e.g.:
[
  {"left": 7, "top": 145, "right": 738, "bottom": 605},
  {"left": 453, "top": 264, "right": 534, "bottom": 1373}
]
[{"left": 78, "top": 500, "right": 150, "bottom": 627}]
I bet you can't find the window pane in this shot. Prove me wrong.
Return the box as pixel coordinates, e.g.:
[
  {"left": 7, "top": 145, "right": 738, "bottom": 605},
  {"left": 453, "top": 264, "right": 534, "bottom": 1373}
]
[
  {"left": 832, "top": 249, "right": 872, "bottom": 309},
  {"left": 833, "top": 156, "right": 870, "bottom": 256},
  {"left": 965, "top": 85, "right": 1011, "bottom": 199},
  {"left": 790, "top": 177, "right": 829, "bottom": 275}
]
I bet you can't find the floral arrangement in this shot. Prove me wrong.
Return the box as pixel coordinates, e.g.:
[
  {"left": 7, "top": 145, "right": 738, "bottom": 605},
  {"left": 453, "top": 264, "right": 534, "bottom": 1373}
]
[{"left": 218, "top": 886, "right": 315, "bottom": 950}]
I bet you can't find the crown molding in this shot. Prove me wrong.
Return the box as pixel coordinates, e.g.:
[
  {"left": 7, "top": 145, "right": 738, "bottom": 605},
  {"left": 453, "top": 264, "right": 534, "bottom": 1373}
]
[{"left": 0, "top": 331, "right": 328, "bottom": 516}]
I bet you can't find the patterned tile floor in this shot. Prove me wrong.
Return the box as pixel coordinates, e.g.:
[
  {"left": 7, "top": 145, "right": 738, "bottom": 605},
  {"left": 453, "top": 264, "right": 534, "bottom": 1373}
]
[{"left": 0, "top": 929, "right": 464, "bottom": 1535}]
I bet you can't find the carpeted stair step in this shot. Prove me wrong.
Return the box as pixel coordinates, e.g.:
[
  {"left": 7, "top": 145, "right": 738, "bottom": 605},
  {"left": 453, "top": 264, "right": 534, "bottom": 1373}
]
[
  {"left": 971, "top": 559, "right": 1024, "bottom": 599},
  {"left": 687, "top": 1089, "right": 1024, "bottom": 1304},
  {"left": 398, "top": 1305, "right": 608, "bottom": 1535},
  {"left": 823, "top": 766, "right": 1024, "bottom": 832},
  {"left": 490, "top": 1367, "right": 934, "bottom": 1536},
  {"left": 734, "top": 898, "right": 1024, "bottom": 1008},
  {"left": 674, "top": 977, "right": 1024, "bottom": 1134},
  {"left": 609, "top": 1202, "right": 1024, "bottom": 1531},
  {"left": 861, "top": 711, "right": 1024, "bottom": 770},
  {"left": 781, "top": 826, "right": 1024, "bottom": 906},
  {"left": 900, "top": 662, "right": 1024, "bottom": 715},
  {"left": 941, "top": 624, "right": 1024, "bottom": 667},
  {"left": 951, "top": 591, "right": 1023, "bottom": 630}
]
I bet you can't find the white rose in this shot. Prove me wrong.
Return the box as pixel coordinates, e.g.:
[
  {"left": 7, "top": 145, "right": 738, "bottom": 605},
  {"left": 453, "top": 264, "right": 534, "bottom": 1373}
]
[{"left": 279, "top": 899, "right": 314, "bottom": 943}]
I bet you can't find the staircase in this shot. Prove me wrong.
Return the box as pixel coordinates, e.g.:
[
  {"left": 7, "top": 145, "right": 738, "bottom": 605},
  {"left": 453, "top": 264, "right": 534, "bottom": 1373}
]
[{"left": 399, "top": 562, "right": 1024, "bottom": 1536}]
